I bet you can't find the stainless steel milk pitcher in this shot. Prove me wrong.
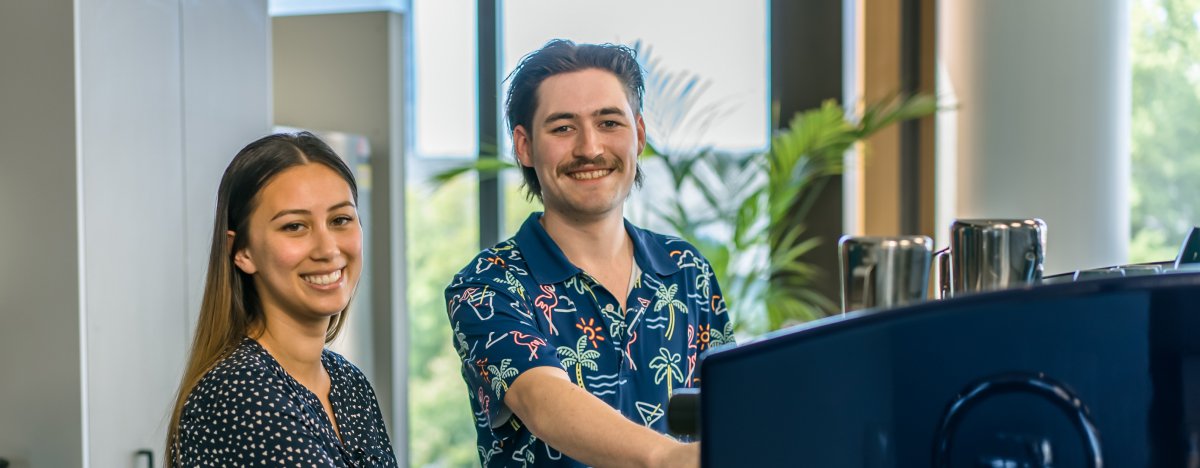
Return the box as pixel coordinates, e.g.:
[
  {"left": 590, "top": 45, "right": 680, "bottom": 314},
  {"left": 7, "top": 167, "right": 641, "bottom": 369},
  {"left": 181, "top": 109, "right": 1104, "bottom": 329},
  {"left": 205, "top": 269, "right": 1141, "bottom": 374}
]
[
  {"left": 936, "top": 219, "right": 1047, "bottom": 297},
  {"left": 839, "top": 235, "right": 934, "bottom": 312}
]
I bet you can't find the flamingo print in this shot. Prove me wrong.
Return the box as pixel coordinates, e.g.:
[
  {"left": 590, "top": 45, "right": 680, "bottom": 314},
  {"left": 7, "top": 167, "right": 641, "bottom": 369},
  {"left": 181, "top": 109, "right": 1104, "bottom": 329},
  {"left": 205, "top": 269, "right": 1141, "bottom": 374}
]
[
  {"left": 477, "top": 386, "right": 490, "bottom": 415},
  {"left": 511, "top": 331, "right": 548, "bottom": 361},
  {"left": 534, "top": 284, "right": 560, "bottom": 335}
]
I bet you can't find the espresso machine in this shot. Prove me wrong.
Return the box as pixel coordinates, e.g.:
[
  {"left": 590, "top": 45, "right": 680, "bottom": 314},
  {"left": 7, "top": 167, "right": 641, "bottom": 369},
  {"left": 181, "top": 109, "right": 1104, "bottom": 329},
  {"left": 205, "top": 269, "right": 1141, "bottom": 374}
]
[{"left": 669, "top": 221, "right": 1200, "bottom": 467}]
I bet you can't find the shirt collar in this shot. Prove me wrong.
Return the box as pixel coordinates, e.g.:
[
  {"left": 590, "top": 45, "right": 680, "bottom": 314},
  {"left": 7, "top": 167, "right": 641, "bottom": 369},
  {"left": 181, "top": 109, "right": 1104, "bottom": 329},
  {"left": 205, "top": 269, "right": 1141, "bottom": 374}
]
[{"left": 514, "top": 212, "right": 680, "bottom": 285}]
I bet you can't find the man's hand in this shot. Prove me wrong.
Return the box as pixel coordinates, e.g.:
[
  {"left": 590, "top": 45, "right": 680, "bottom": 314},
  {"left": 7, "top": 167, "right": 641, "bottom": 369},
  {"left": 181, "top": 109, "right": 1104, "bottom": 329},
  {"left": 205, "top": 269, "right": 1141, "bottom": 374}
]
[{"left": 505, "top": 366, "right": 698, "bottom": 468}]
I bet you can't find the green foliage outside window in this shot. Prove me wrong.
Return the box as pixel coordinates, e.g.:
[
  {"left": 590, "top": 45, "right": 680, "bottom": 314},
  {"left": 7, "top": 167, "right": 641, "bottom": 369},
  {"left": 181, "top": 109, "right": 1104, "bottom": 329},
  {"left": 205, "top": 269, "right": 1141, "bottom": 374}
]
[
  {"left": 406, "top": 176, "right": 479, "bottom": 468},
  {"left": 1130, "top": 0, "right": 1200, "bottom": 262}
]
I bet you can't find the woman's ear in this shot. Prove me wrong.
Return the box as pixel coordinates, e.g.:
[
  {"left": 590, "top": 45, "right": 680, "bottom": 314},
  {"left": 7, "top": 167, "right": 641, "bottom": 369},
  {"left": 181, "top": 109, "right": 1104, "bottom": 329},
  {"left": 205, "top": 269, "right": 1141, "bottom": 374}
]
[{"left": 229, "top": 231, "right": 257, "bottom": 274}]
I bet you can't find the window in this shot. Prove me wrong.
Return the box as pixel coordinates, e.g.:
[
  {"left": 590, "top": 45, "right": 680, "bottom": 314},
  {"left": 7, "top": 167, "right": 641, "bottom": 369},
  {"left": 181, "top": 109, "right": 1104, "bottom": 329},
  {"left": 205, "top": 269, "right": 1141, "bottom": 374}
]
[
  {"left": 499, "top": 0, "right": 770, "bottom": 236},
  {"left": 1130, "top": 0, "right": 1200, "bottom": 262},
  {"left": 409, "top": 3, "right": 768, "bottom": 467}
]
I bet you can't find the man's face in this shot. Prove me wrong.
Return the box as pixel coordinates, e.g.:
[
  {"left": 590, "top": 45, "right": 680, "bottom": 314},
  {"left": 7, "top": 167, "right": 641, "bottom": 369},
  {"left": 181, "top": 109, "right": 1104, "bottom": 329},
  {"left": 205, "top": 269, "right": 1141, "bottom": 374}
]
[{"left": 514, "top": 68, "right": 646, "bottom": 221}]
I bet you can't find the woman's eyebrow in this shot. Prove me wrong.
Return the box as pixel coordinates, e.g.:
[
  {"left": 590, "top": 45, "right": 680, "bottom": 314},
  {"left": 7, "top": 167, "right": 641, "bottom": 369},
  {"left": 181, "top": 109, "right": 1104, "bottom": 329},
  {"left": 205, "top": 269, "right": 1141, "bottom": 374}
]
[{"left": 269, "top": 201, "right": 354, "bottom": 221}]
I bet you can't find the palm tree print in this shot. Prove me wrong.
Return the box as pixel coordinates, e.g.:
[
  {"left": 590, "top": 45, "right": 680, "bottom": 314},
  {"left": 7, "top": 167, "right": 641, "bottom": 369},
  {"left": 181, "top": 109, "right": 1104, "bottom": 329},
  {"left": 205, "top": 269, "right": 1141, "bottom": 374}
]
[
  {"left": 694, "top": 260, "right": 712, "bottom": 299},
  {"left": 648, "top": 347, "right": 684, "bottom": 396},
  {"left": 556, "top": 335, "right": 600, "bottom": 388},
  {"left": 501, "top": 270, "right": 526, "bottom": 299},
  {"left": 487, "top": 359, "right": 518, "bottom": 396},
  {"left": 709, "top": 320, "right": 735, "bottom": 347},
  {"left": 654, "top": 283, "right": 688, "bottom": 339}
]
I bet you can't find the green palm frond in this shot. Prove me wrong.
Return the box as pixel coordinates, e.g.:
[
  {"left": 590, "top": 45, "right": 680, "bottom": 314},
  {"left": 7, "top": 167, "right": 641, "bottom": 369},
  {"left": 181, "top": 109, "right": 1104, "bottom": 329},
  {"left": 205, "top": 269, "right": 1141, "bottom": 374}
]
[{"left": 430, "top": 157, "right": 518, "bottom": 185}]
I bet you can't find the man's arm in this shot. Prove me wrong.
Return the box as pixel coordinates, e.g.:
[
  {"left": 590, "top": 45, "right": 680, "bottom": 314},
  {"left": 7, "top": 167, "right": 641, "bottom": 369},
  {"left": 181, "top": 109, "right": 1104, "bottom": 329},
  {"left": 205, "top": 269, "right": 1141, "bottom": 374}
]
[{"left": 505, "top": 366, "right": 698, "bottom": 468}]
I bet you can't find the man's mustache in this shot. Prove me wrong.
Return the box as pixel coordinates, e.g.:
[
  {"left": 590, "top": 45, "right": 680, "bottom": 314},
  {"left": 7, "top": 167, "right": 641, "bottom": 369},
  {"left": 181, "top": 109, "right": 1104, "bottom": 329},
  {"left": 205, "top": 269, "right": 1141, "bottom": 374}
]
[{"left": 557, "top": 154, "right": 625, "bottom": 176}]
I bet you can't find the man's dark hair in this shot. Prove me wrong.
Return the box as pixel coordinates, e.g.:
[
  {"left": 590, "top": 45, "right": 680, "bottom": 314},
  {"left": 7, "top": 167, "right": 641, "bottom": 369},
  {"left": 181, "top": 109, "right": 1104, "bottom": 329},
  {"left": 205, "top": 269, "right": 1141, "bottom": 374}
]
[{"left": 505, "top": 39, "right": 646, "bottom": 202}]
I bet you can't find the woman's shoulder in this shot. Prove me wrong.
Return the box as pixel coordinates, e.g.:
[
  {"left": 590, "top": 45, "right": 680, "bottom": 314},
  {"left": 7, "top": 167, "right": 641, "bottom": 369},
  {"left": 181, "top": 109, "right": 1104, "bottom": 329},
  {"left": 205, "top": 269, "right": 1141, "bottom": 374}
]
[
  {"left": 321, "top": 347, "right": 368, "bottom": 382},
  {"left": 202, "top": 338, "right": 276, "bottom": 381},
  {"left": 183, "top": 338, "right": 291, "bottom": 414}
]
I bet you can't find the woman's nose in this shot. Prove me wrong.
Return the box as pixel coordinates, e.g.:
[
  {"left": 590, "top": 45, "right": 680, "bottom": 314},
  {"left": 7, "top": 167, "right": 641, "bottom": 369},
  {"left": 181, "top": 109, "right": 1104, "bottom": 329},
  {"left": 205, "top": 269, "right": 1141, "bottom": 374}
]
[{"left": 310, "top": 226, "right": 340, "bottom": 260}]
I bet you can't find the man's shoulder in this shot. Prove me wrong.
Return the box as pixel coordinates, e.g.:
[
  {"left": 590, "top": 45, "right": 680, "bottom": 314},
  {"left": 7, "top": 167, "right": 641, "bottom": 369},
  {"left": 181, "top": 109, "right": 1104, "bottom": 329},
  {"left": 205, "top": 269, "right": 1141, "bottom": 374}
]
[
  {"left": 452, "top": 238, "right": 527, "bottom": 276},
  {"left": 634, "top": 225, "right": 694, "bottom": 249},
  {"left": 629, "top": 224, "right": 711, "bottom": 268}
]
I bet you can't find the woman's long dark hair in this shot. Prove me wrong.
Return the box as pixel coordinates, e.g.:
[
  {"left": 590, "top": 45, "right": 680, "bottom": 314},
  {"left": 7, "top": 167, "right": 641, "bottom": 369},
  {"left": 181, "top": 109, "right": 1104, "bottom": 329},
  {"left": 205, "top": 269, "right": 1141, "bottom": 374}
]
[{"left": 165, "top": 132, "right": 358, "bottom": 465}]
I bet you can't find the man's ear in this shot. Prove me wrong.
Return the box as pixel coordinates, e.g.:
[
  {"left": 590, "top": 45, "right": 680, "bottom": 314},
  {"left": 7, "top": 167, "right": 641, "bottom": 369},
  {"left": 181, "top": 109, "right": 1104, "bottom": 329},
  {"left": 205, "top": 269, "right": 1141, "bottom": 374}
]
[
  {"left": 635, "top": 114, "right": 647, "bottom": 156},
  {"left": 513, "top": 125, "right": 534, "bottom": 168},
  {"left": 228, "top": 231, "right": 257, "bottom": 275}
]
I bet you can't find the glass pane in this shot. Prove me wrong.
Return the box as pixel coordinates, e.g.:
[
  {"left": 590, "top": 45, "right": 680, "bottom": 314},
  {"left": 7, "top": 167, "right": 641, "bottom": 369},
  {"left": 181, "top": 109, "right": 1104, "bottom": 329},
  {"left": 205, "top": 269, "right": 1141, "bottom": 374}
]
[
  {"left": 498, "top": 0, "right": 770, "bottom": 237},
  {"left": 1130, "top": 0, "right": 1200, "bottom": 263},
  {"left": 502, "top": 0, "right": 769, "bottom": 153},
  {"left": 405, "top": 174, "right": 479, "bottom": 467},
  {"left": 412, "top": 0, "right": 478, "bottom": 157},
  {"left": 408, "top": 3, "right": 480, "bottom": 467}
]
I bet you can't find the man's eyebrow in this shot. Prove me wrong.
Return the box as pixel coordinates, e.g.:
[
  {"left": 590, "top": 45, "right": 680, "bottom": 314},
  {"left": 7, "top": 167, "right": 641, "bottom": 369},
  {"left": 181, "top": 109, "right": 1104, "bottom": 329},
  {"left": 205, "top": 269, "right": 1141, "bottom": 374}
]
[
  {"left": 594, "top": 107, "right": 625, "bottom": 117},
  {"left": 542, "top": 112, "right": 576, "bottom": 124},
  {"left": 269, "top": 200, "right": 355, "bottom": 221},
  {"left": 541, "top": 107, "right": 627, "bottom": 125}
]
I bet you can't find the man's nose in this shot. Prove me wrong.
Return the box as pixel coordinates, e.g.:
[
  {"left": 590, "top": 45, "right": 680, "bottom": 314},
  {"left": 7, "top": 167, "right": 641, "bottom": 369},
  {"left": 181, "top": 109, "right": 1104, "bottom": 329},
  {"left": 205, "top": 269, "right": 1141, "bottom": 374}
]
[{"left": 573, "top": 126, "right": 603, "bottom": 158}]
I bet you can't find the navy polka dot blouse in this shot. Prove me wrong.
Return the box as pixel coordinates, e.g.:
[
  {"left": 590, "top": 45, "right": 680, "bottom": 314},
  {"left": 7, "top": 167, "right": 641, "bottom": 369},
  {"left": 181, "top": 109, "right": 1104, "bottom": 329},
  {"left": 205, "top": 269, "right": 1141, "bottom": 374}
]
[{"left": 173, "top": 337, "right": 398, "bottom": 467}]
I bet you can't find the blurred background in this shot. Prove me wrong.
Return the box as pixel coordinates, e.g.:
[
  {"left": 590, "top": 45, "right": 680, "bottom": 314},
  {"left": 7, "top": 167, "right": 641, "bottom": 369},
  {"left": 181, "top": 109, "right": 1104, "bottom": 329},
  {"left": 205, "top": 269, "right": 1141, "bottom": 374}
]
[{"left": 1, "top": 0, "right": 1195, "bottom": 466}]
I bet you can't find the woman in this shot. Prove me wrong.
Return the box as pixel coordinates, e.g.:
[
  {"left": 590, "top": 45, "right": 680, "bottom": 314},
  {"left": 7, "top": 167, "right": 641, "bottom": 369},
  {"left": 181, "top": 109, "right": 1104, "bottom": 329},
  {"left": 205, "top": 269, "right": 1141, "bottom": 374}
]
[{"left": 167, "top": 132, "right": 397, "bottom": 467}]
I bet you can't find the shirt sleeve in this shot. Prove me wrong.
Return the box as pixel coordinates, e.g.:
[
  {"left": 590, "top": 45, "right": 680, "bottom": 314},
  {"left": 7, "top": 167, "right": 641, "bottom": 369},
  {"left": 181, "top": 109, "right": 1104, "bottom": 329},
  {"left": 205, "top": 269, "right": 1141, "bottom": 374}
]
[
  {"left": 175, "top": 372, "right": 340, "bottom": 467},
  {"left": 445, "top": 268, "right": 563, "bottom": 437},
  {"left": 702, "top": 253, "right": 735, "bottom": 349}
]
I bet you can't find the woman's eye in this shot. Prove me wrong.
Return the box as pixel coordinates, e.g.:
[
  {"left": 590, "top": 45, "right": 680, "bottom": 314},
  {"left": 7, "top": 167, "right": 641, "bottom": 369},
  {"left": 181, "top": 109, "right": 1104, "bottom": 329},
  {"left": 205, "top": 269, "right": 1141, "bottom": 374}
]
[
  {"left": 332, "top": 215, "right": 355, "bottom": 226},
  {"left": 282, "top": 222, "right": 305, "bottom": 232}
]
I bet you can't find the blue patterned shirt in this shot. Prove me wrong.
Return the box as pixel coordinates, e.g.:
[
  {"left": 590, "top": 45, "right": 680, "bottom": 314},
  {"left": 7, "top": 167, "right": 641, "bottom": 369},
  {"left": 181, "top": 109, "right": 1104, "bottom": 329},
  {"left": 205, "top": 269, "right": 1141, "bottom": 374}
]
[{"left": 445, "top": 212, "right": 735, "bottom": 467}]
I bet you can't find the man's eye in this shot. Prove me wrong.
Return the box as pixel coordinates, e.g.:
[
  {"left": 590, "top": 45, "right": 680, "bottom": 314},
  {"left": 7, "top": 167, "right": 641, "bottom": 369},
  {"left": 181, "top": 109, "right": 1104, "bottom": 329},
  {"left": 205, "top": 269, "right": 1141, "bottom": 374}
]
[
  {"left": 601, "top": 120, "right": 620, "bottom": 128},
  {"left": 551, "top": 125, "right": 572, "bottom": 133}
]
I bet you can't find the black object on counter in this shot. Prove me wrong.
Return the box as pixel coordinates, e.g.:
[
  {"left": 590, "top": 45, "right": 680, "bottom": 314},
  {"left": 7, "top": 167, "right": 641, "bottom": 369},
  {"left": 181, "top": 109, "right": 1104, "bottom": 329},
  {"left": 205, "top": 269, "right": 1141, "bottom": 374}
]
[
  {"left": 697, "top": 272, "right": 1200, "bottom": 467},
  {"left": 667, "top": 388, "right": 701, "bottom": 437},
  {"left": 1175, "top": 227, "right": 1200, "bottom": 269}
]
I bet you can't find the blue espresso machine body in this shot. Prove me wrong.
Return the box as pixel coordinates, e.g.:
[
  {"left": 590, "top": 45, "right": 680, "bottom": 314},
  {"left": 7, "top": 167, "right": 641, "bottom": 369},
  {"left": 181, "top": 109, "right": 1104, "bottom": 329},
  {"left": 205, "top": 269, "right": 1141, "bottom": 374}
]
[{"left": 699, "top": 273, "right": 1200, "bottom": 467}]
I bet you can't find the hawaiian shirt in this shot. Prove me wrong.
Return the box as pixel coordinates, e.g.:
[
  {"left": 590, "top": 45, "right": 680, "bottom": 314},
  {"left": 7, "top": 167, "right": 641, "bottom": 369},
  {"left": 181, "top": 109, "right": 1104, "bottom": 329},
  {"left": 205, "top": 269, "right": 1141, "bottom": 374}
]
[{"left": 444, "top": 212, "right": 735, "bottom": 467}]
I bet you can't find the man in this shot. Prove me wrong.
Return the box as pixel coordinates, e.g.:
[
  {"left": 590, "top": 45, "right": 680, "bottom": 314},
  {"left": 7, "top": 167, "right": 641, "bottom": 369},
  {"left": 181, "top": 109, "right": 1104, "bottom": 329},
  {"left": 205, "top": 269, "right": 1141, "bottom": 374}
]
[{"left": 445, "top": 39, "right": 734, "bottom": 468}]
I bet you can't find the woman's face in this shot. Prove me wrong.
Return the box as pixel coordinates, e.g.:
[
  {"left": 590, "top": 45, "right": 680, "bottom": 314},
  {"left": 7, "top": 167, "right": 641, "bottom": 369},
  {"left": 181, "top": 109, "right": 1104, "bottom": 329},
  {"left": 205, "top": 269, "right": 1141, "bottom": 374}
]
[{"left": 232, "top": 162, "right": 361, "bottom": 326}]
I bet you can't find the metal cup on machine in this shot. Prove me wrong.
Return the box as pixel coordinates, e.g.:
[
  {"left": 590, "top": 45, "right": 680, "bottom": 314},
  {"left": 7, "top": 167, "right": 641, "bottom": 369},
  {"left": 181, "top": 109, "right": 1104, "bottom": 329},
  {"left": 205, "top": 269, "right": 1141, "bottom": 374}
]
[
  {"left": 936, "top": 219, "right": 1047, "bottom": 298},
  {"left": 839, "top": 235, "right": 934, "bottom": 312}
]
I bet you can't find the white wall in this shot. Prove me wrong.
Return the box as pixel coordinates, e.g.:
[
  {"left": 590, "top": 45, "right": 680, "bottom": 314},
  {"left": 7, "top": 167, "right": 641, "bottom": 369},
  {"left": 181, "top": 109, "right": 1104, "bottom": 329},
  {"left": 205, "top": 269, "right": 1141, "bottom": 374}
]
[
  {"left": 0, "top": 1, "right": 270, "bottom": 466},
  {"left": 939, "top": 0, "right": 1131, "bottom": 274}
]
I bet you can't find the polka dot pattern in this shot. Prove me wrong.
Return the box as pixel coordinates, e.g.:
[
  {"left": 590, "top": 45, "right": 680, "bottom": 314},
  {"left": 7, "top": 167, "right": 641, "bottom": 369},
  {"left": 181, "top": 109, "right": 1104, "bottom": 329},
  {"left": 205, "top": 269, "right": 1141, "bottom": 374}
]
[{"left": 172, "top": 337, "right": 398, "bottom": 467}]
